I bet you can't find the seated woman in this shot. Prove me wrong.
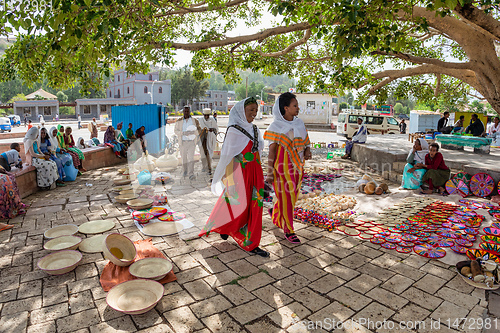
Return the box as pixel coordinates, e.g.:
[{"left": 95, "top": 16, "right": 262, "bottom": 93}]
[
  {"left": 417, "top": 143, "right": 451, "bottom": 194},
  {"left": 104, "top": 125, "right": 126, "bottom": 158},
  {"left": 115, "top": 122, "right": 130, "bottom": 148},
  {"left": 23, "top": 127, "right": 59, "bottom": 190},
  {"left": 135, "top": 126, "right": 147, "bottom": 154},
  {"left": 0, "top": 165, "right": 27, "bottom": 229},
  {"left": 342, "top": 117, "right": 367, "bottom": 159},
  {"left": 64, "top": 126, "right": 87, "bottom": 172},
  {"left": 39, "top": 127, "right": 66, "bottom": 186},
  {"left": 400, "top": 138, "right": 429, "bottom": 189}
]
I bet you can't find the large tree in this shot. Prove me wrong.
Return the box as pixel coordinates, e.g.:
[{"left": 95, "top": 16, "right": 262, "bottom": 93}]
[{"left": 2, "top": 1, "right": 500, "bottom": 114}]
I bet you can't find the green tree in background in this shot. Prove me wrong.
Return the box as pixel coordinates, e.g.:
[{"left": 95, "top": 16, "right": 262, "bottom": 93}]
[
  {"left": 56, "top": 91, "right": 68, "bottom": 102},
  {"left": 169, "top": 66, "right": 209, "bottom": 110},
  {"left": 470, "top": 100, "right": 486, "bottom": 115},
  {"left": 7, "top": 93, "right": 26, "bottom": 103},
  {"left": 235, "top": 82, "right": 265, "bottom": 100},
  {"left": 394, "top": 103, "right": 404, "bottom": 114}
]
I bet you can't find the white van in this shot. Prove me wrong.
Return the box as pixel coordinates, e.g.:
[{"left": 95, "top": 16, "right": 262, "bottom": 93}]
[{"left": 336, "top": 110, "right": 400, "bottom": 138}]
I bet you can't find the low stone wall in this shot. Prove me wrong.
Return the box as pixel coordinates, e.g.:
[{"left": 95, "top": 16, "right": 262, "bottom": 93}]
[
  {"left": 351, "top": 143, "right": 407, "bottom": 176},
  {"left": 10, "top": 146, "right": 126, "bottom": 198},
  {"left": 0, "top": 131, "right": 27, "bottom": 140}
]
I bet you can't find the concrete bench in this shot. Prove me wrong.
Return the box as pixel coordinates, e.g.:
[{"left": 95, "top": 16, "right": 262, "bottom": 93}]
[
  {"left": 436, "top": 134, "right": 492, "bottom": 154},
  {"left": 8, "top": 146, "right": 126, "bottom": 198}
]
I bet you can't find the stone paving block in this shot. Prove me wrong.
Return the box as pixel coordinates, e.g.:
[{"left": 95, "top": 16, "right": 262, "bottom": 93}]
[
  {"left": 189, "top": 295, "right": 233, "bottom": 318},
  {"left": 445, "top": 275, "right": 476, "bottom": 294},
  {"left": 273, "top": 273, "right": 309, "bottom": 294},
  {"left": 155, "top": 290, "right": 195, "bottom": 313},
  {"left": 12, "top": 253, "right": 32, "bottom": 267},
  {"left": 94, "top": 298, "right": 126, "bottom": 322},
  {"left": 227, "top": 299, "right": 273, "bottom": 325},
  {"left": 252, "top": 284, "right": 293, "bottom": 309},
  {"left": 56, "top": 308, "right": 100, "bottom": 333},
  {"left": 308, "top": 273, "right": 346, "bottom": 294},
  {"left": 43, "top": 272, "right": 75, "bottom": 288},
  {"left": 175, "top": 266, "right": 210, "bottom": 284},
  {"left": 217, "top": 284, "right": 255, "bottom": 306},
  {"left": 217, "top": 249, "right": 249, "bottom": 263},
  {"left": 339, "top": 253, "right": 372, "bottom": 269},
  {"left": 69, "top": 290, "right": 94, "bottom": 314},
  {"left": 194, "top": 257, "right": 228, "bottom": 274},
  {"left": 345, "top": 274, "right": 381, "bottom": 294},
  {"left": 430, "top": 300, "right": 470, "bottom": 323},
  {"left": 435, "top": 287, "right": 480, "bottom": 311},
  {"left": 27, "top": 321, "right": 56, "bottom": 333},
  {"left": 307, "top": 252, "right": 338, "bottom": 269},
  {"left": 327, "top": 285, "right": 372, "bottom": 311},
  {"left": 388, "top": 262, "right": 426, "bottom": 281},
  {"left": 17, "top": 279, "right": 42, "bottom": 299},
  {"left": 380, "top": 274, "right": 414, "bottom": 294},
  {"left": 89, "top": 316, "right": 137, "bottom": 333},
  {"left": 258, "top": 262, "right": 293, "bottom": 280},
  {"left": 392, "top": 303, "right": 431, "bottom": 323},
  {"left": 30, "top": 303, "right": 69, "bottom": 324},
  {"left": 293, "top": 244, "right": 325, "bottom": 258},
  {"left": 1, "top": 295, "right": 42, "bottom": 315},
  {"left": 352, "top": 302, "right": 395, "bottom": 327},
  {"left": 211, "top": 242, "right": 238, "bottom": 253},
  {"left": 67, "top": 276, "right": 100, "bottom": 294},
  {"left": 238, "top": 272, "right": 275, "bottom": 291},
  {"left": 401, "top": 287, "right": 443, "bottom": 312},
  {"left": 336, "top": 237, "right": 362, "bottom": 249},
  {"left": 75, "top": 264, "right": 98, "bottom": 280},
  {"left": 308, "top": 301, "right": 355, "bottom": 324},
  {"left": 290, "top": 261, "right": 327, "bottom": 282},
  {"left": 351, "top": 244, "right": 384, "bottom": 259},
  {"left": 323, "top": 264, "right": 359, "bottom": 281},
  {"left": 43, "top": 286, "right": 69, "bottom": 307},
  {"left": 366, "top": 287, "right": 409, "bottom": 311},
  {"left": 267, "top": 301, "right": 312, "bottom": 329},
  {"left": 184, "top": 279, "right": 217, "bottom": 301},
  {"left": 203, "top": 270, "right": 239, "bottom": 288},
  {"left": 420, "top": 263, "right": 456, "bottom": 281},
  {"left": 370, "top": 253, "right": 400, "bottom": 269},
  {"left": 0, "top": 290, "right": 17, "bottom": 303},
  {"left": 401, "top": 255, "right": 429, "bottom": 269},
  {"left": 413, "top": 274, "right": 448, "bottom": 295},
  {"left": 0, "top": 311, "right": 29, "bottom": 333},
  {"left": 131, "top": 309, "right": 163, "bottom": 330},
  {"left": 227, "top": 259, "right": 259, "bottom": 276},
  {"left": 276, "top": 253, "right": 308, "bottom": 267},
  {"left": 1, "top": 265, "right": 31, "bottom": 277},
  {"left": 290, "top": 287, "right": 330, "bottom": 312},
  {"left": 171, "top": 253, "right": 201, "bottom": 270},
  {"left": 0, "top": 275, "right": 20, "bottom": 291},
  {"left": 136, "top": 323, "right": 174, "bottom": 333},
  {"left": 246, "top": 319, "right": 285, "bottom": 333},
  {"left": 90, "top": 287, "right": 107, "bottom": 301},
  {"left": 287, "top": 321, "right": 329, "bottom": 333},
  {"left": 296, "top": 228, "right": 322, "bottom": 240},
  {"left": 202, "top": 312, "right": 245, "bottom": 333},
  {"left": 264, "top": 243, "right": 295, "bottom": 258}
]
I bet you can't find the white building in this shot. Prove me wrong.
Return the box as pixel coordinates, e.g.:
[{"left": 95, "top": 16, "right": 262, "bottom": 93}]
[
  {"left": 106, "top": 70, "right": 171, "bottom": 106},
  {"left": 13, "top": 89, "right": 59, "bottom": 122},
  {"left": 273, "top": 93, "right": 337, "bottom": 124},
  {"left": 75, "top": 98, "right": 136, "bottom": 120}
]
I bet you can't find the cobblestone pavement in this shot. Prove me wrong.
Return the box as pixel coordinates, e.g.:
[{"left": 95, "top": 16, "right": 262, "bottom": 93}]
[{"left": 0, "top": 159, "right": 496, "bottom": 333}]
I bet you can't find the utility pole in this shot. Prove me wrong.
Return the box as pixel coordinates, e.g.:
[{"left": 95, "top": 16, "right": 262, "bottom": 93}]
[{"left": 245, "top": 77, "right": 248, "bottom": 98}]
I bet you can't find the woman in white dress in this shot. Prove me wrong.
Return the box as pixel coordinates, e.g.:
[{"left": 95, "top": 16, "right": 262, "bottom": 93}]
[{"left": 23, "top": 127, "right": 59, "bottom": 189}]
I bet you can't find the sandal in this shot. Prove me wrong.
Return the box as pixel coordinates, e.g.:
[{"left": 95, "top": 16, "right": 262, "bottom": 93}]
[
  {"left": 285, "top": 233, "right": 301, "bottom": 244},
  {"left": 268, "top": 208, "right": 273, "bottom": 217},
  {"left": 220, "top": 234, "right": 229, "bottom": 240},
  {"left": 250, "top": 247, "right": 270, "bottom": 257},
  {"left": 0, "top": 223, "right": 14, "bottom": 232}
]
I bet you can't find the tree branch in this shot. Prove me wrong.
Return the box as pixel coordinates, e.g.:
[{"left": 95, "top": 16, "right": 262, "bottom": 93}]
[
  {"left": 164, "top": 22, "right": 313, "bottom": 51},
  {"left": 155, "top": 0, "right": 248, "bottom": 17},
  {"left": 454, "top": 3, "right": 500, "bottom": 41},
  {"left": 255, "top": 29, "right": 312, "bottom": 57},
  {"left": 434, "top": 73, "right": 441, "bottom": 97},
  {"left": 371, "top": 50, "right": 472, "bottom": 69}
]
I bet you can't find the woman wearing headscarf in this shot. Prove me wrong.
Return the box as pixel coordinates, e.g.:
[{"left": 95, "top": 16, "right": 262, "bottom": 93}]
[
  {"left": 64, "top": 126, "right": 87, "bottom": 172},
  {"left": 419, "top": 143, "right": 450, "bottom": 194},
  {"left": 135, "top": 126, "right": 147, "bottom": 154},
  {"left": 104, "top": 125, "right": 126, "bottom": 158},
  {"left": 49, "top": 126, "right": 73, "bottom": 168},
  {"left": 199, "top": 97, "right": 269, "bottom": 257},
  {"left": 56, "top": 125, "right": 80, "bottom": 170},
  {"left": 38, "top": 127, "right": 66, "bottom": 186},
  {"left": 0, "top": 164, "right": 27, "bottom": 228},
  {"left": 114, "top": 122, "right": 130, "bottom": 149},
  {"left": 400, "top": 138, "right": 429, "bottom": 189},
  {"left": 23, "top": 127, "right": 59, "bottom": 189},
  {"left": 341, "top": 117, "right": 367, "bottom": 159},
  {"left": 89, "top": 117, "right": 98, "bottom": 139},
  {"left": 264, "top": 92, "right": 311, "bottom": 244}
]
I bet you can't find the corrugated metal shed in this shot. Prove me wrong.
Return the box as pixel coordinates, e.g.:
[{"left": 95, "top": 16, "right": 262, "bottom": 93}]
[{"left": 111, "top": 104, "right": 166, "bottom": 155}]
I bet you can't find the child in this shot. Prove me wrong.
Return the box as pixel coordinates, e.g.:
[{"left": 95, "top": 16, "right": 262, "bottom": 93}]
[
  {"left": 27, "top": 120, "right": 32, "bottom": 129},
  {"left": 125, "top": 123, "right": 136, "bottom": 140},
  {"left": 64, "top": 126, "right": 87, "bottom": 172},
  {"left": 0, "top": 143, "right": 23, "bottom": 172}
]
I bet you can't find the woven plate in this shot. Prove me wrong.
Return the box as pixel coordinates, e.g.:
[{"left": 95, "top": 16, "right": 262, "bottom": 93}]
[
  {"left": 466, "top": 249, "right": 500, "bottom": 263},
  {"left": 79, "top": 220, "right": 115, "bottom": 234},
  {"left": 141, "top": 222, "right": 184, "bottom": 236},
  {"left": 106, "top": 279, "right": 164, "bottom": 315},
  {"left": 37, "top": 250, "right": 82, "bottom": 275},
  {"left": 111, "top": 185, "right": 133, "bottom": 193},
  {"left": 481, "top": 235, "right": 500, "bottom": 245},
  {"left": 79, "top": 234, "right": 107, "bottom": 253},
  {"left": 119, "top": 189, "right": 137, "bottom": 196},
  {"left": 127, "top": 198, "right": 154, "bottom": 210},
  {"left": 129, "top": 258, "right": 173, "bottom": 280},
  {"left": 44, "top": 235, "right": 82, "bottom": 251},
  {"left": 115, "top": 193, "right": 139, "bottom": 204},
  {"left": 44, "top": 224, "right": 79, "bottom": 239},
  {"left": 114, "top": 178, "right": 132, "bottom": 186}
]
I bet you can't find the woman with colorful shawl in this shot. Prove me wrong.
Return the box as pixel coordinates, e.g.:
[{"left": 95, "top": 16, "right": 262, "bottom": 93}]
[
  {"left": 199, "top": 97, "right": 269, "bottom": 257},
  {"left": 419, "top": 143, "right": 450, "bottom": 194},
  {"left": 38, "top": 127, "right": 65, "bottom": 186},
  {"left": 63, "top": 126, "right": 87, "bottom": 172},
  {"left": 400, "top": 138, "right": 429, "bottom": 189},
  {"left": 89, "top": 117, "right": 98, "bottom": 139},
  {"left": 49, "top": 126, "right": 73, "bottom": 168},
  {"left": 23, "top": 127, "right": 59, "bottom": 189},
  {"left": 0, "top": 164, "right": 27, "bottom": 225},
  {"left": 56, "top": 125, "right": 79, "bottom": 169},
  {"left": 114, "top": 122, "right": 130, "bottom": 149},
  {"left": 104, "top": 125, "right": 126, "bottom": 158},
  {"left": 264, "top": 92, "right": 311, "bottom": 244}
]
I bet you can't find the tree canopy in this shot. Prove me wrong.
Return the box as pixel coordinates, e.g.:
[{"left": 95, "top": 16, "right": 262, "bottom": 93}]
[{"left": 2, "top": 0, "right": 500, "bottom": 114}]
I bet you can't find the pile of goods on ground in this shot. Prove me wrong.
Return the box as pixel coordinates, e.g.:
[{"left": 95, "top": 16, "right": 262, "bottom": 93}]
[
  {"left": 457, "top": 259, "right": 499, "bottom": 289},
  {"left": 446, "top": 171, "right": 498, "bottom": 198},
  {"left": 356, "top": 174, "right": 389, "bottom": 195}
]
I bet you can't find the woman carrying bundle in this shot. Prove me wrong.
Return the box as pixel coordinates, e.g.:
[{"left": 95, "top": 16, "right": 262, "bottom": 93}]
[
  {"left": 199, "top": 97, "right": 269, "bottom": 257},
  {"left": 264, "top": 92, "right": 311, "bottom": 244}
]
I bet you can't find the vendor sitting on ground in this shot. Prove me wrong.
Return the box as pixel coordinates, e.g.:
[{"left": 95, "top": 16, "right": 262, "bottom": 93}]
[
  {"left": 400, "top": 138, "right": 429, "bottom": 190},
  {"left": 465, "top": 113, "right": 485, "bottom": 137},
  {"left": 417, "top": 143, "right": 450, "bottom": 194},
  {"left": 453, "top": 115, "right": 465, "bottom": 133},
  {"left": 0, "top": 143, "right": 23, "bottom": 172},
  {"left": 437, "top": 111, "right": 453, "bottom": 134},
  {"left": 342, "top": 117, "right": 367, "bottom": 159}
]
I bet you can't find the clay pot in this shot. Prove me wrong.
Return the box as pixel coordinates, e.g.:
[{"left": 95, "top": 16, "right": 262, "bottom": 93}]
[
  {"left": 380, "top": 183, "right": 389, "bottom": 192},
  {"left": 359, "top": 184, "right": 366, "bottom": 193},
  {"left": 364, "top": 182, "right": 376, "bottom": 195},
  {"left": 375, "top": 187, "right": 383, "bottom": 195}
]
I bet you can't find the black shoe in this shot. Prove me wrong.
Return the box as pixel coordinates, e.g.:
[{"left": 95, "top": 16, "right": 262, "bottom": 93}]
[
  {"left": 250, "top": 247, "right": 270, "bottom": 257},
  {"left": 220, "top": 234, "right": 229, "bottom": 240}
]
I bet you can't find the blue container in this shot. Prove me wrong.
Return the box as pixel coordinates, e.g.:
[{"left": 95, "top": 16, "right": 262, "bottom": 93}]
[
  {"left": 433, "top": 132, "right": 442, "bottom": 139},
  {"left": 137, "top": 170, "right": 152, "bottom": 185},
  {"left": 111, "top": 104, "right": 166, "bottom": 155}
]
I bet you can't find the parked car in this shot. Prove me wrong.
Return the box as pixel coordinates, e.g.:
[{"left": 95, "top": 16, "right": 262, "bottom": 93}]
[
  {"left": 7, "top": 115, "right": 21, "bottom": 127},
  {"left": 336, "top": 110, "right": 399, "bottom": 139},
  {"left": 0, "top": 117, "right": 12, "bottom": 132}
]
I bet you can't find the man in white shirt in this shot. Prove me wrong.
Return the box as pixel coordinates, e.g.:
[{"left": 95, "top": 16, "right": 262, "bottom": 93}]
[
  {"left": 198, "top": 108, "right": 218, "bottom": 176},
  {"left": 174, "top": 106, "right": 201, "bottom": 180},
  {"left": 78, "top": 114, "right": 82, "bottom": 129}
]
